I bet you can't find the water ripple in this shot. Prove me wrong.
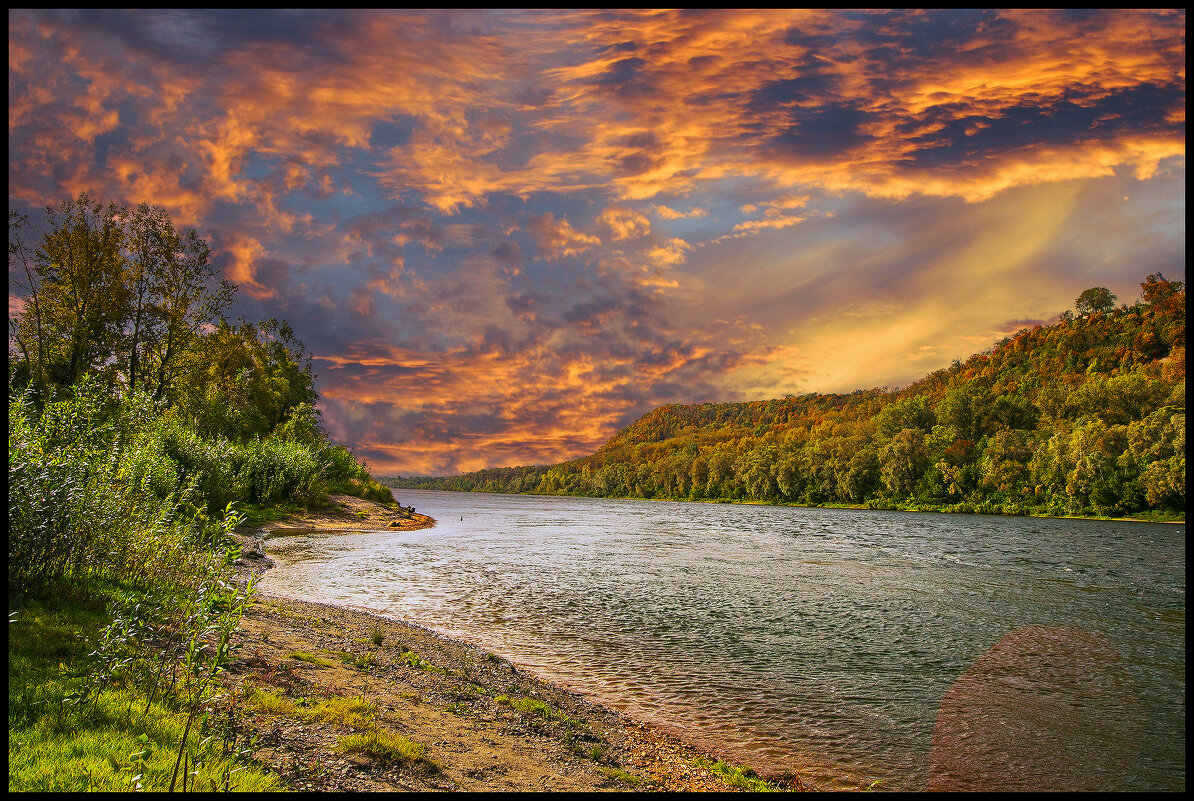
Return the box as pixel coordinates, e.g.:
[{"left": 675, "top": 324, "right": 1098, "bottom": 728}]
[{"left": 261, "top": 491, "right": 1184, "bottom": 792}]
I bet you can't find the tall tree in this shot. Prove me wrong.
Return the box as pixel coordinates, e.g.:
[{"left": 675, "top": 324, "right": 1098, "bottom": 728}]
[
  {"left": 1075, "top": 286, "right": 1117, "bottom": 315},
  {"left": 10, "top": 193, "right": 128, "bottom": 393},
  {"left": 8, "top": 194, "right": 234, "bottom": 401}
]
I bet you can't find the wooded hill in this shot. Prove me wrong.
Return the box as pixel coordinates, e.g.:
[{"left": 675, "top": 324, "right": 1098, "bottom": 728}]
[{"left": 390, "top": 274, "right": 1185, "bottom": 520}]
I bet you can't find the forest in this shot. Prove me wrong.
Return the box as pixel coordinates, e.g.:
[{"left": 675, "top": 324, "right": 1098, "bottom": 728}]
[{"left": 391, "top": 273, "right": 1185, "bottom": 520}]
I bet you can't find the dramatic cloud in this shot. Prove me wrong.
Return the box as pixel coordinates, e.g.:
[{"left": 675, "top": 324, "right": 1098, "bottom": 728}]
[{"left": 8, "top": 9, "right": 1185, "bottom": 474}]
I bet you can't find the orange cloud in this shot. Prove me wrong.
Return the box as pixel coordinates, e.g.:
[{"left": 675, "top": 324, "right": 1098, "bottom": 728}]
[
  {"left": 646, "top": 238, "right": 691, "bottom": 268},
  {"left": 600, "top": 205, "right": 652, "bottom": 240},
  {"left": 7, "top": 10, "right": 1184, "bottom": 474}
]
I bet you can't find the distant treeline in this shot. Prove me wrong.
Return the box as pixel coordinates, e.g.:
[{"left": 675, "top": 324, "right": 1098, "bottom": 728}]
[{"left": 389, "top": 274, "right": 1185, "bottom": 519}]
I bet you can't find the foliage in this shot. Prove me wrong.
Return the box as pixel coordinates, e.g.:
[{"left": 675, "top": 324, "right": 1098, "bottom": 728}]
[
  {"left": 1075, "top": 286, "right": 1117, "bottom": 316},
  {"left": 8, "top": 193, "right": 397, "bottom": 792},
  {"left": 9, "top": 194, "right": 235, "bottom": 402},
  {"left": 392, "top": 274, "right": 1185, "bottom": 520},
  {"left": 10, "top": 195, "right": 395, "bottom": 513},
  {"left": 8, "top": 509, "right": 280, "bottom": 792}
]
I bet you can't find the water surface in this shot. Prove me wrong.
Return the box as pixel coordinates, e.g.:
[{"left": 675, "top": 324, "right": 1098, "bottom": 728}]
[{"left": 260, "top": 490, "right": 1185, "bottom": 791}]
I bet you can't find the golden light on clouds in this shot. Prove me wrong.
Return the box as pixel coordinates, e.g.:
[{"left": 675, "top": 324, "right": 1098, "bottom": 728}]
[{"left": 8, "top": 9, "right": 1185, "bottom": 473}]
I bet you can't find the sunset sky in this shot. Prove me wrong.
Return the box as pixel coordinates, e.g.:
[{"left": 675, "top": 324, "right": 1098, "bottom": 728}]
[{"left": 8, "top": 9, "right": 1186, "bottom": 475}]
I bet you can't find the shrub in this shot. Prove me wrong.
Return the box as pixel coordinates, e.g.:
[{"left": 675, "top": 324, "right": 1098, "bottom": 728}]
[{"left": 238, "top": 437, "right": 325, "bottom": 506}]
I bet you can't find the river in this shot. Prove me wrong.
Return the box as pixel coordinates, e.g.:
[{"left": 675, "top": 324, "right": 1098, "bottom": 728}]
[{"left": 259, "top": 489, "right": 1185, "bottom": 791}]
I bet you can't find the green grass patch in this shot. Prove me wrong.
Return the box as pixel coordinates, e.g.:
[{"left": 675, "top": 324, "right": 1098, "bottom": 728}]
[
  {"left": 286, "top": 651, "right": 335, "bottom": 668},
  {"left": 335, "top": 727, "right": 431, "bottom": 767},
  {"left": 444, "top": 702, "right": 472, "bottom": 717},
  {"left": 9, "top": 590, "right": 282, "bottom": 793},
  {"left": 236, "top": 500, "right": 308, "bottom": 527},
  {"left": 338, "top": 650, "right": 375, "bottom": 671},
  {"left": 245, "top": 686, "right": 375, "bottom": 730},
  {"left": 600, "top": 765, "right": 644, "bottom": 786},
  {"left": 398, "top": 649, "right": 444, "bottom": 673},
  {"left": 694, "top": 757, "right": 778, "bottom": 792},
  {"left": 301, "top": 696, "right": 377, "bottom": 730},
  {"left": 494, "top": 694, "right": 583, "bottom": 727},
  {"left": 244, "top": 686, "right": 298, "bottom": 716}
]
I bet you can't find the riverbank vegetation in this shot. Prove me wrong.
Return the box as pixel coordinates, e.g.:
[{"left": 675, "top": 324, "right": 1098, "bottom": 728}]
[
  {"left": 8, "top": 194, "right": 395, "bottom": 791},
  {"left": 392, "top": 273, "right": 1184, "bottom": 521}
]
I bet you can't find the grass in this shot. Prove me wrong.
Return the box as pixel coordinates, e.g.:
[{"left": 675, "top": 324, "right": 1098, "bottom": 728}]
[
  {"left": 694, "top": 757, "right": 779, "bottom": 792},
  {"left": 245, "top": 686, "right": 376, "bottom": 730},
  {"left": 338, "top": 650, "right": 375, "bottom": 671},
  {"left": 495, "top": 692, "right": 597, "bottom": 755},
  {"left": 398, "top": 648, "right": 444, "bottom": 673},
  {"left": 286, "top": 650, "right": 335, "bottom": 668},
  {"left": 496, "top": 695, "right": 582, "bottom": 727},
  {"left": 302, "top": 696, "right": 377, "bottom": 730},
  {"left": 600, "top": 765, "right": 644, "bottom": 786},
  {"left": 244, "top": 686, "right": 299, "bottom": 716},
  {"left": 236, "top": 499, "right": 310, "bottom": 527},
  {"left": 8, "top": 692, "right": 280, "bottom": 792},
  {"left": 9, "top": 589, "right": 282, "bottom": 793},
  {"left": 335, "top": 727, "right": 433, "bottom": 768}
]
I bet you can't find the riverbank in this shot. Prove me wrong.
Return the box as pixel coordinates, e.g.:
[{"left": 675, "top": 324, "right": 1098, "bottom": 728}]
[{"left": 230, "top": 495, "right": 805, "bottom": 791}]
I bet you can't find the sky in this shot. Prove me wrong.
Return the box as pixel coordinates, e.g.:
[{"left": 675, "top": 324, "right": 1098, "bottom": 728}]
[{"left": 7, "top": 9, "right": 1186, "bottom": 475}]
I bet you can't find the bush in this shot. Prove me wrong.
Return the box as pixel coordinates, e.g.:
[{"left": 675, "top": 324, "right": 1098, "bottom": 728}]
[
  {"left": 238, "top": 437, "right": 325, "bottom": 506},
  {"left": 9, "top": 387, "right": 173, "bottom": 594}
]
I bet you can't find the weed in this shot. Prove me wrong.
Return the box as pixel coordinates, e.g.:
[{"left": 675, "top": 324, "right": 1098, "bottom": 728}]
[
  {"left": 600, "top": 766, "right": 644, "bottom": 786},
  {"left": 336, "top": 728, "right": 431, "bottom": 767},
  {"left": 338, "top": 650, "right": 375, "bottom": 671},
  {"left": 495, "top": 694, "right": 583, "bottom": 727},
  {"left": 694, "top": 758, "right": 778, "bottom": 792},
  {"left": 286, "top": 651, "right": 335, "bottom": 668},
  {"left": 244, "top": 686, "right": 298, "bottom": 716},
  {"left": 398, "top": 648, "right": 443, "bottom": 673},
  {"left": 370, "top": 626, "right": 385, "bottom": 646}
]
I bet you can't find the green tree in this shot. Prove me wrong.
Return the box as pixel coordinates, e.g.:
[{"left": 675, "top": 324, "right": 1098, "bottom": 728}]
[
  {"left": 979, "top": 429, "right": 1035, "bottom": 498},
  {"left": 9, "top": 194, "right": 234, "bottom": 401},
  {"left": 881, "top": 428, "right": 930, "bottom": 497},
  {"left": 172, "top": 318, "right": 317, "bottom": 441},
  {"left": 1076, "top": 286, "right": 1117, "bottom": 315},
  {"left": 876, "top": 395, "right": 935, "bottom": 437},
  {"left": 122, "top": 203, "right": 235, "bottom": 401},
  {"left": 10, "top": 193, "right": 128, "bottom": 393}
]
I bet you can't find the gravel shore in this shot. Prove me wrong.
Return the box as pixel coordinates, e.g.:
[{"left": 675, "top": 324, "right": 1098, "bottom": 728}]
[{"left": 228, "top": 495, "right": 808, "bottom": 791}]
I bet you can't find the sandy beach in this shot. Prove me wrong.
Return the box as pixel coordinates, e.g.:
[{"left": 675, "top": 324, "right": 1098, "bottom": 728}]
[{"left": 229, "top": 495, "right": 807, "bottom": 791}]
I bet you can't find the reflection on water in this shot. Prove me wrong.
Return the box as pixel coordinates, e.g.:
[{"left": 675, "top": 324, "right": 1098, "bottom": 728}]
[{"left": 260, "top": 490, "right": 1185, "bottom": 791}]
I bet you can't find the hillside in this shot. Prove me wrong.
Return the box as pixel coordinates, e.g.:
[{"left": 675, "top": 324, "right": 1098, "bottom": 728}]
[{"left": 390, "top": 273, "right": 1185, "bottom": 520}]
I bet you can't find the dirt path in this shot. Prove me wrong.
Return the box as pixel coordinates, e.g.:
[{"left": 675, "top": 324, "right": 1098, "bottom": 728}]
[{"left": 228, "top": 495, "right": 807, "bottom": 792}]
